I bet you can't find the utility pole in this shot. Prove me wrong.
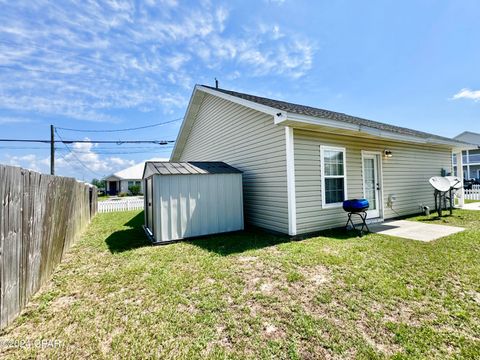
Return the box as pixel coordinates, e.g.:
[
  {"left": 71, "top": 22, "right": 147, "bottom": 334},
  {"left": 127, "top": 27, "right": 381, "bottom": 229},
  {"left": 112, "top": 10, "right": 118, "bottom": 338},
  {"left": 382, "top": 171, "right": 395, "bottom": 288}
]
[{"left": 50, "top": 124, "right": 54, "bottom": 175}]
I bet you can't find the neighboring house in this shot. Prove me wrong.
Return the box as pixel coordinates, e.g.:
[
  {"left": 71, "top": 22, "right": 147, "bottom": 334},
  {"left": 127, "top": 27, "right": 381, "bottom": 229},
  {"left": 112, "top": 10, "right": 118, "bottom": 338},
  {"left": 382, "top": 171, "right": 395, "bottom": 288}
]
[
  {"left": 453, "top": 131, "right": 480, "bottom": 180},
  {"left": 171, "top": 85, "right": 471, "bottom": 236},
  {"left": 104, "top": 158, "right": 167, "bottom": 195}
]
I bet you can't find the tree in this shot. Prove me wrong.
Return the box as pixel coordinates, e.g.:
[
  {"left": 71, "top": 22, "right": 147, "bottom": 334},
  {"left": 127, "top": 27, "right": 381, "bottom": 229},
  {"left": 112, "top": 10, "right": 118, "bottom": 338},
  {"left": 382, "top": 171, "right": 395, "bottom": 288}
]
[{"left": 91, "top": 178, "right": 106, "bottom": 190}]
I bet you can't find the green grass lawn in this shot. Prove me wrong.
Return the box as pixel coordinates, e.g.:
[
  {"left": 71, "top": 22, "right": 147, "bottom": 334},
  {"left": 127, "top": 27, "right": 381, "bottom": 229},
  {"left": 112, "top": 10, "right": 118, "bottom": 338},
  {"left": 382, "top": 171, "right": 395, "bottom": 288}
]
[
  {"left": 465, "top": 199, "right": 480, "bottom": 204},
  {"left": 1, "top": 210, "right": 479, "bottom": 359}
]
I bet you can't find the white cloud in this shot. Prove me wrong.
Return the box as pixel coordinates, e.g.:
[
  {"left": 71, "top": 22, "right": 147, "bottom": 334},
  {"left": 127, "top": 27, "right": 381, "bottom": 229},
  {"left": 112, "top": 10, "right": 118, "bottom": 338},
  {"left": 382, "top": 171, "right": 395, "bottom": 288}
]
[
  {"left": 5, "top": 154, "right": 50, "bottom": 172},
  {"left": 215, "top": 6, "right": 229, "bottom": 32},
  {"left": 166, "top": 53, "right": 191, "bottom": 71},
  {"left": 452, "top": 88, "right": 480, "bottom": 102},
  {"left": 3, "top": 137, "right": 140, "bottom": 178},
  {"left": 0, "top": 1, "right": 316, "bottom": 123},
  {"left": 0, "top": 116, "right": 33, "bottom": 124},
  {"left": 272, "top": 25, "right": 284, "bottom": 39},
  {"left": 56, "top": 138, "right": 135, "bottom": 174}
]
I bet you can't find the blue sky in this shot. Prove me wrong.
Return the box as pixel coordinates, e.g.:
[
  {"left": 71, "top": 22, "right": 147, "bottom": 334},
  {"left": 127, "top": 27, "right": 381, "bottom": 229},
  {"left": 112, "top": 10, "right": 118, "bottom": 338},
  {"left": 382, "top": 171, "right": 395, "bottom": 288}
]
[{"left": 0, "top": 0, "right": 479, "bottom": 181}]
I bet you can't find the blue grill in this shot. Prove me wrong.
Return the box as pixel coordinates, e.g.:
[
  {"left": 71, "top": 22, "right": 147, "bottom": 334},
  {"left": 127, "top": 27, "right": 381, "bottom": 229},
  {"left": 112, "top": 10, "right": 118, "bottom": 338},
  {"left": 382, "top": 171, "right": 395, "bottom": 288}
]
[
  {"left": 343, "top": 198, "right": 370, "bottom": 236},
  {"left": 342, "top": 199, "right": 369, "bottom": 213}
]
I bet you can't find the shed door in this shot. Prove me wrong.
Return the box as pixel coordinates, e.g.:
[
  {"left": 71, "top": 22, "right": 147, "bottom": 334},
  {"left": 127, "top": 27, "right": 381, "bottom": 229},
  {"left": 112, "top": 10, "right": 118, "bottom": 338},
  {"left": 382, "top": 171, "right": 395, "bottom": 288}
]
[{"left": 146, "top": 178, "right": 153, "bottom": 233}]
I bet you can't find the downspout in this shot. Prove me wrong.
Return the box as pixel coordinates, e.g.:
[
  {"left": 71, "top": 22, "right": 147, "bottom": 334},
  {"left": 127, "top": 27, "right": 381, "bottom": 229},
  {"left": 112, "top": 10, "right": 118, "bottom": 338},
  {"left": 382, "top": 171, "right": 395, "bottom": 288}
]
[{"left": 285, "top": 126, "right": 297, "bottom": 236}]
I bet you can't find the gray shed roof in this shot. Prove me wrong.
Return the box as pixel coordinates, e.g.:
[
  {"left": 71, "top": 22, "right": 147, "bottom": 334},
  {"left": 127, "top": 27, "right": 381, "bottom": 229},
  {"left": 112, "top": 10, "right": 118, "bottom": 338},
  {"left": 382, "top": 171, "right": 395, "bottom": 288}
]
[
  {"left": 202, "top": 85, "right": 471, "bottom": 146},
  {"left": 143, "top": 161, "right": 242, "bottom": 178}
]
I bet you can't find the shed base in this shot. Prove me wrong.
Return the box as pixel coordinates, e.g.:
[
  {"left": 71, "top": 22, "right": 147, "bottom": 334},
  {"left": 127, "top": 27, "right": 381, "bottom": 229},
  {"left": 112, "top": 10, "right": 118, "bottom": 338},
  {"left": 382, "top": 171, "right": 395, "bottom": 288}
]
[{"left": 142, "top": 225, "right": 245, "bottom": 245}]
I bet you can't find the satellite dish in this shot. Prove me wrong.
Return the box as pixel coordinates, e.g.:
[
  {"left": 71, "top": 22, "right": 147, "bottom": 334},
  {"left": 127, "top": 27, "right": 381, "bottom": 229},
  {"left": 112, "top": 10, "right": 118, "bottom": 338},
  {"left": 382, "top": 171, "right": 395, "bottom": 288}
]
[
  {"left": 429, "top": 176, "right": 451, "bottom": 192},
  {"left": 445, "top": 176, "right": 462, "bottom": 190}
]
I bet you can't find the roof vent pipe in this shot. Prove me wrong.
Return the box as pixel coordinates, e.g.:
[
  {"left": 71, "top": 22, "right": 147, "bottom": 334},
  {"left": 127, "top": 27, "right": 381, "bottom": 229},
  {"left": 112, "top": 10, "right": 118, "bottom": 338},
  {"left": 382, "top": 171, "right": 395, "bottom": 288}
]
[{"left": 215, "top": 78, "right": 218, "bottom": 89}]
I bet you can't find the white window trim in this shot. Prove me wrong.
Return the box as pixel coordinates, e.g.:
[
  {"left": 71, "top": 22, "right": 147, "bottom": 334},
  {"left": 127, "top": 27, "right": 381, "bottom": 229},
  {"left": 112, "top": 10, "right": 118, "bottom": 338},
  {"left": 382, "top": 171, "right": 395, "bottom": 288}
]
[{"left": 320, "top": 145, "right": 347, "bottom": 208}]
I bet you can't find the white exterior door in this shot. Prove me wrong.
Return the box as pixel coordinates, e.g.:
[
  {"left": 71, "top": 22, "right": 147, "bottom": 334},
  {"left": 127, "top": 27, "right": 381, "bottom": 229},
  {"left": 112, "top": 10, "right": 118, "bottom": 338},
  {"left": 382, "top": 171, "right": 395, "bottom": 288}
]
[{"left": 362, "top": 153, "right": 382, "bottom": 219}]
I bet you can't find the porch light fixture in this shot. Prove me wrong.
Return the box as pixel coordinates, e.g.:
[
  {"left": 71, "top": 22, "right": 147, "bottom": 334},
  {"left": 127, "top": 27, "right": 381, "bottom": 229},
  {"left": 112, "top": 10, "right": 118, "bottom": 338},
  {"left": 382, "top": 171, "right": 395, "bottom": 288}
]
[{"left": 384, "top": 150, "right": 393, "bottom": 158}]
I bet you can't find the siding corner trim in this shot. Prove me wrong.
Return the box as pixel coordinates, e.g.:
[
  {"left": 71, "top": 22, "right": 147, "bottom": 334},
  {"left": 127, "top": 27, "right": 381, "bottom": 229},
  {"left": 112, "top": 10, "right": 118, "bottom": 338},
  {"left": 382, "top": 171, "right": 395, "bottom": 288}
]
[{"left": 285, "top": 126, "right": 297, "bottom": 235}]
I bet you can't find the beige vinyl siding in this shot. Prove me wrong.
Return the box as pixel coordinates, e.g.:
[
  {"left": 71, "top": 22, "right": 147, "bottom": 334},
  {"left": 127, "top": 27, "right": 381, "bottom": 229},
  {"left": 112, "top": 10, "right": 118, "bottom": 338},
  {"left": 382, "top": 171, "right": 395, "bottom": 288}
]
[
  {"left": 178, "top": 94, "right": 289, "bottom": 233},
  {"left": 294, "top": 129, "right": 452, "bottom": 234}
]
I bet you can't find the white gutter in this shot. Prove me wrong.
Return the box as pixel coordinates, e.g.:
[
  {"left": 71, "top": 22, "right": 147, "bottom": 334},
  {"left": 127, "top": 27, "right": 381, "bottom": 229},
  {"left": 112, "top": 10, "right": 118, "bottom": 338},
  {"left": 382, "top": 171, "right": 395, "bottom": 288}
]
[{"left": 276, "top": 112, "right": 474, "bottom": 149}]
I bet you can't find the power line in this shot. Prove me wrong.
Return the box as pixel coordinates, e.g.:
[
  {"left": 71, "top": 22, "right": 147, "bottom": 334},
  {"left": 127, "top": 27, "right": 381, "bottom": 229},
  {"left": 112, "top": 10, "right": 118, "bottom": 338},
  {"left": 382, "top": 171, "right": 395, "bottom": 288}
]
[
  {"left": 55, "top": 117, "right": 182, "bottom": 133},
  {"left": 0, "top": 138, "right": 53, "bottom": 143},
  {"left": 54, "top": 129, "right": 104, "bottom": 177},
  {"left": 0, "top": 145, "right": 172, "bottom": 150},
  {"left": 0, "top": 138, "right": 175, "bottom": 144},
  {"left": 58, "top": 148, "right": 174, "bottom": 155},
  {"left": 0, "top": 146, "right": 50, "bottom": 150}
]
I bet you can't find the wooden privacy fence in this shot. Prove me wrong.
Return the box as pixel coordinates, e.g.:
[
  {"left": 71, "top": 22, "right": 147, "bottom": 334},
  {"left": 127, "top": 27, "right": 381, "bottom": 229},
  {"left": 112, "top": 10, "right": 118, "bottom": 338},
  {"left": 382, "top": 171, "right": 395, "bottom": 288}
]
[
  {"left": 0, "top": 165, "right": 97, "bottom": 329},
  {"left": 98, "top": 198, "right": 144, "bottom": 213}
]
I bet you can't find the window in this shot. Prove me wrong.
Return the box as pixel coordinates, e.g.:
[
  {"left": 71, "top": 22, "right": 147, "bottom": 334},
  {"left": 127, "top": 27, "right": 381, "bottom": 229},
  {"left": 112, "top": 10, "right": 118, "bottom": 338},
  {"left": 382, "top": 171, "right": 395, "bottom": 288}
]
[
  {"left": 128, "top": 181, "right": 134, "bottom": 187},
  {"left": 321, "top": 146, "right": 347, "bottom": 207},
  {"left": 135, "top": 181, "right": 141, "bottom": 186}
]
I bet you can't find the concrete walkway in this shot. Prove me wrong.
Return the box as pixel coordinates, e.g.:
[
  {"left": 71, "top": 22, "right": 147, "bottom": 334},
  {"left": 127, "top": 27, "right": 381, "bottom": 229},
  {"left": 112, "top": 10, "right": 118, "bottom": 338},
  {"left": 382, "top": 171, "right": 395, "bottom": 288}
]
[
  {"left": 461, "top": 202, "right": 480, "bottom": 211},
  {"left": 368, "top": 220, "right": 464, "bottom": 242}
]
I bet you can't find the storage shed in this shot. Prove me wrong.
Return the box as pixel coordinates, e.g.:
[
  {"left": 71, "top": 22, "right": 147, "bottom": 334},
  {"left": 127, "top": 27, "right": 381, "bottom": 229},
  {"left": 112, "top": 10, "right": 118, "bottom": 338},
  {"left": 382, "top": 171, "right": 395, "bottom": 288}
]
[{"left": 143, "top": 161, "right": 244, "bottom": 243}]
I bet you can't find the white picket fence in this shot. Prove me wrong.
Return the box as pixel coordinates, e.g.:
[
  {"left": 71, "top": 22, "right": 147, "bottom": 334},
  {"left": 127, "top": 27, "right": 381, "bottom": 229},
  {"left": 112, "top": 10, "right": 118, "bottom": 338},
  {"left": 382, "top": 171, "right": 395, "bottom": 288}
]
[
  {"left": 98, "top": 198, "right": 144, "bottom": 213},
  {"left": 465, "top": 185, "right": 480, "bottom": 201}
]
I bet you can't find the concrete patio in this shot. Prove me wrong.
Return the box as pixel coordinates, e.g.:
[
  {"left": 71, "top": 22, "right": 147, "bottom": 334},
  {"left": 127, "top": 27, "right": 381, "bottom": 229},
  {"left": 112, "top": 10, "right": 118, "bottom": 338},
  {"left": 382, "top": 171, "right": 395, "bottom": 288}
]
[
  {"left": 460, "top": 202, "right": 480, "bottom": 211},
  {"left": 368, "top": 220, "right": 465, "bottom": 242}
]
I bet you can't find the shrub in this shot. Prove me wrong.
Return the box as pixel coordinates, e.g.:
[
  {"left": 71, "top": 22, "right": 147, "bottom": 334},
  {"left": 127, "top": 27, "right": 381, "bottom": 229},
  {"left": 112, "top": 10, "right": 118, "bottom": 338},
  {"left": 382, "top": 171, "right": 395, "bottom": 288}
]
[
  {"left": 128, "top": 185, "right": 141, "bottom": 196},
  {"left": 118, "top": 192, "right": 128, "bottom": 197}
]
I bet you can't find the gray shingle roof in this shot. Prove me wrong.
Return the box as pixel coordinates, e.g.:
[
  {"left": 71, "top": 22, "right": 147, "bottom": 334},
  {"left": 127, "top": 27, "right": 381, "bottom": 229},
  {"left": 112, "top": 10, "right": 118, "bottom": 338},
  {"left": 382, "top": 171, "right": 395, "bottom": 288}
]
[
  {"left": 454, "top": 131, "right": 480, "bottom": 145},
  {"left": 202, "top": 85, "right": 469, "bottom": 146},
  {"left": 143, "top": 161, "right": 241, "bottom": 178}
]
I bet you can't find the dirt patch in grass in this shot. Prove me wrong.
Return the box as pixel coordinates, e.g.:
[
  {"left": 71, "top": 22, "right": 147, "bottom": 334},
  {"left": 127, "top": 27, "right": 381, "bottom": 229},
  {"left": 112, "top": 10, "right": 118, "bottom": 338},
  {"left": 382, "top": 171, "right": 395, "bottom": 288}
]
[
  {"left": 302, "top": 264, "right": 330, "bottom": 285},
  {"left": 356, "top": 321, "right": 402, "bottom": 356},
  {"left": 237, "top": 255, "right": 258, "bottom": 263},
  {"left": 50, "top": 295, "right": 78, "bottom": 310},
  {"left": 100, "top": 327, "right": 123, "bottom": 356},
  {"left": 263, "top": 322, "right": 286, "bottom": 340},
  {"left": 382, "top": 303, "right": 422, "bottom": 327}
]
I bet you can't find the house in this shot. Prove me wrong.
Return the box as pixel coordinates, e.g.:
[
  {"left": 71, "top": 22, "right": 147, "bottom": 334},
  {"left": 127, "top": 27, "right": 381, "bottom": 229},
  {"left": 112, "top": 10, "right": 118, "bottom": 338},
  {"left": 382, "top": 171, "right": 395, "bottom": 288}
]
[
  {"left": 171, "top": 85, "right": 471, "bottom": 236},
  {"left": 104, "top": 158, "right": 167, "bottom": 195},
  {"left": 453, "top": 131, "right": 480, "bottom": 180}
]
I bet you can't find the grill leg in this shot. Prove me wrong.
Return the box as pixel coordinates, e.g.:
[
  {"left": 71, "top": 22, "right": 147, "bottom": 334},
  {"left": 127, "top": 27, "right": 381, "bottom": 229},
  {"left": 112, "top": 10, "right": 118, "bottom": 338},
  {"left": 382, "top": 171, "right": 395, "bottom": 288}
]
[
  {"left": 449, "top": 189, "right": 453, "bottom": 215},
  {"left": 345, "top": 212, "right": 370, "bottom": 236},
  {"left": 360, "top": 211, "right": 370, "bottom": 233},
  {"left": 345, "top": 213, "right": 355, "bottom": 230}
]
